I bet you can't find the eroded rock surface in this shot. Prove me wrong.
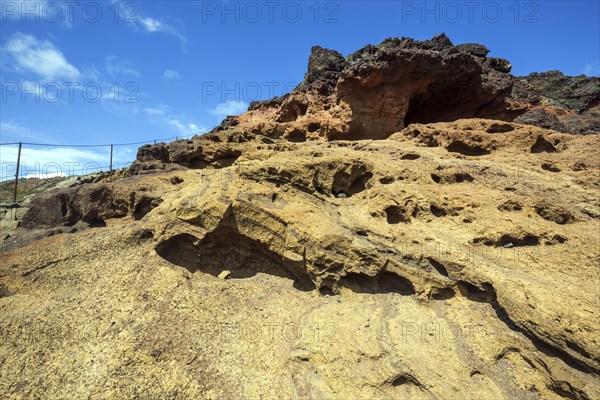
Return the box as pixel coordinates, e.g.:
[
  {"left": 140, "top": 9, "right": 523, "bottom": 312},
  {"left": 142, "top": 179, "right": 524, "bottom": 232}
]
[
  {"left": 1, "top": 117, "right": 599, "bottom": 399},
  {"left": 1, "top": 34, "right": 599, "bottom": 399},
  {"left": 200, "top": 33, "right": 599, "bottom": 144}
]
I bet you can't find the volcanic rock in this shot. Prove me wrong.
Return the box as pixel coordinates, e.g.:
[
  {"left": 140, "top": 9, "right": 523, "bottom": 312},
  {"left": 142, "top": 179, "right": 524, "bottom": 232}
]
[{"left": 1, "top": 34, "right": 599, "bottom": 399}]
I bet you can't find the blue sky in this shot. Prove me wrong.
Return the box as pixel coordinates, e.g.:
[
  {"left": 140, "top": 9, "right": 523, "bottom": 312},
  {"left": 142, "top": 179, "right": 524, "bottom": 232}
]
[{"left": 0, "top": 0, "right": 599, "bottom": 179}]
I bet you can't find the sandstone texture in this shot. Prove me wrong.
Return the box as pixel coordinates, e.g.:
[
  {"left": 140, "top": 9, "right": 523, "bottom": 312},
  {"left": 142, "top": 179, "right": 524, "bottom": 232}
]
[{"left": 1, "top": 35, "right": 599, "bottom": 399}]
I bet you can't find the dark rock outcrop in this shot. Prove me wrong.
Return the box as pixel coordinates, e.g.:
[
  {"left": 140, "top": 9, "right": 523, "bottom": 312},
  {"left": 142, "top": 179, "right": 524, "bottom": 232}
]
[
  {"left": 21, "top": 183, "right": 161, "bottom": 229},
  {"left": 297, "top": 46, "right": 345, "bottom": 95},
  {"left": 206, "top": 33, "right": 598, "bottom": 142},
  {"left": 132, "top": 34, "right": 600, "bottom": 170},
  {"left": 513, "top": 71, "right": 600, "bottom": 113}
]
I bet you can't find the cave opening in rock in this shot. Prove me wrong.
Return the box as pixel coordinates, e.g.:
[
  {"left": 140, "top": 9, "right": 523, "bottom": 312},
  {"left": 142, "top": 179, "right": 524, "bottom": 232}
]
[
  {"left": 134, "top": 196, "right": 163, "bottom": 220},
  {"left": 402, "top": 72, "right": 489, "bottom": 128},
  {"left": 331, "top": 165, "right": 373, "bottom": 198},
  {"left": 340, "top": 271, "right": 416, "bottom": 295},
  {"left": 155, "top": 214, "right": 314, "bottom": 291}
]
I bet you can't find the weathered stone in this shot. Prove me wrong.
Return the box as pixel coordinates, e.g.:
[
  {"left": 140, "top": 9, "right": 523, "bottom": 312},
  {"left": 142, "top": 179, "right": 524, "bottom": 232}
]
[{"left": 1, "top": 34, "right": 600, "bottom": 400}]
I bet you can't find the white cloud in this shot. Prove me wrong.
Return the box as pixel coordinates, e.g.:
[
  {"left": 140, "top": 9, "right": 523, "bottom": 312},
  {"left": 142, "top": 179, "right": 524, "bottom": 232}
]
[
  {"left": 163, "top": 69, "right": 181, "bottom": 80},
  {"left": 143, "top": 105, "right": 168, "bottom": 115},
  {"left": 105, "top": 55, "right": 140, "bottom": 77},
  {"left": 1, "top": 32, "right": 80, "bottom": 80},
  {"left": 167, "top": 119, "right": 205, "bottom": 136},
  {"left": 107, "top": 1, "right": 186, "bottom": 48},
  {"left": 139, "top": 17, "right": 162, "bottom": 32},
  {"left": 0, "top": 121, "right": 50, "bottom": 142},
  {"left": 210, "top": 100, "right": 248, "bottom": 118},
  {"left": 23, "top": 171, "right": 67, "bottom": 179},
  {"left": 138, "top": 16, "right": 187, "bottom": 44},
  {"left": 0, "top": 142, "right": 139, "bottom": 181},
  {"left": 0, "top": 146, "right": 111, "bottom": 181},
  {"left": 584, "top": 61, "right": 599, "bottom": 77}
]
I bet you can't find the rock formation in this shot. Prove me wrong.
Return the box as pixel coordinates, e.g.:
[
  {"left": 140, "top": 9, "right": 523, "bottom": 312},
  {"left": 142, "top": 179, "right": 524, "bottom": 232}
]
[
  {"left": 1, "top": 34, "right": 599, "bottom": 399},
  {"left": 208, "top": 33, "right": 598, "bottom": 143}
]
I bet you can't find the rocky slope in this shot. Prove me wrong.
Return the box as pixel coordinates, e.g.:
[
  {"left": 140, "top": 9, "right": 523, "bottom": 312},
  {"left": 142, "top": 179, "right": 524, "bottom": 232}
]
[
  {"left": 1, "top": 35, "right": 599, "bottom": 399},
  {"left": 206, "top": 33, "right": 598, "bottom": 143}
]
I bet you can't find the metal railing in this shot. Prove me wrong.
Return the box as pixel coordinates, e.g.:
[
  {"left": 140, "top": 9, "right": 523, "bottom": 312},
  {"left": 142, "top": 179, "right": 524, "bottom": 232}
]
[{"left": 0, "top": 135, "right": 194, "bottom": 203}]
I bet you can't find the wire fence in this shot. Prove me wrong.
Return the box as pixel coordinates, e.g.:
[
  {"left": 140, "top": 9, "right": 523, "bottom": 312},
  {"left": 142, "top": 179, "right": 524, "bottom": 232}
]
[
  {"left": 0, "top": 134, "right": 194, "bottom": 148},
  {"left": 0, "top": 134, "right": 195, "bottom": 203}
]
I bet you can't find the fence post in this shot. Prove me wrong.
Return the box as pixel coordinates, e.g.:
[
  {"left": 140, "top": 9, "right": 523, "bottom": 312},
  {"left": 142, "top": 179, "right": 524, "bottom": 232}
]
[
  {"left": 12, "top": 142, "right": 22, "bottom": 204},
  {"left": 109, "top": 144, "right": 113, "bottom": 173}
]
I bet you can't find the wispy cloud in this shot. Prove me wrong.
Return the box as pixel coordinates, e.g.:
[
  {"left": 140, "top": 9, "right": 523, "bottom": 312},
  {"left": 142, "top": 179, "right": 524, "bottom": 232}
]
[
  {"left": 138, "top": 17, "right": 187, "bottom": 44},
  {"left": 163, "top": 69, "right": 181, "bottom": 80},
  {"left": 0, "top": 121, "right": 51, "bottom": 143},
  {"left": 210, "top": 100, "right": 248, "bottom": 119},
  {"left": 1, "top": 32, "right": 80, "bottom": 80},
  {"left": 105, "top": 55, "right": 140, "bottom": 78},
  {"left": 583, "top": 61, "right": 599, "bottom": 77},
  {"left": 139, "top": 17, "right": 162, "bottom": 32},
  {"left": 143, "top": 104, "right": 168, "bottom": 115},
  {"left": 167, "top": 119, "right": 205, "bottom": 136},
  {"left": 109, "top": 1, "right": 187, "bottom": 46}
]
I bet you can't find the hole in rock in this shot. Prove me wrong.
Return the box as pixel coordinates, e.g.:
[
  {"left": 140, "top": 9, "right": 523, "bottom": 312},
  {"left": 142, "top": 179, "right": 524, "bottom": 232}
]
[
  {"left": 213, "top": 156, "right": 240, "bottom": 168},
  {"left": 402, "top": 72, "right": 489, "bottom": 128},
  {"left": 319, "top": 286, "right": 335, "bottom": 296},
  {"left": 340, "top": 272, "right": 415, "bottom": 295},
  {"left": 486, "top": 123, "right": 514, "bottom": 133},
  {"left": 385, "top": 205, "right": 407, "bottom": 224},
  {"left": 531, "top": 136, "right": 557, "bottom": 153},
  {"left": 547, "top": 235, "right": 567, "bottom": 245},
  {"left": 427, "top": 257, "right": 449, "bottom": 277},
  {"left": 155, "top": 217, "right": 314, "bottom": 291},
  {"left": 89, "top": 219, "right": 106, "bottom": 228},
  {"left": 500, "top": 234, "right": 540, "bottom": 247},
  {"left": 138, "top": 230, "right": 154, "bottom": 240},
  {"left": 391, "top": 373, "right": 421, "bottom": 387},
  {"left": 541, "top": 163, "right": 560, "bottom": 172},
  {"left": 400, "top": 153, "right": 420, "bottom": 160},
  {"left": 446, "top": 141, "right": 490, "bottom": 156},
  {"left": 331, "top": 166, "right": 373, "bottom": 197},
  {"left": 379, "top": 177, "right": 395, "bottom": 185},
  {"left": 287, "top": 130, "right": 307, "bottom": 142},
  {"left": 457, "top": 281, "right": 494, "bottom": 303},
  {"left": 134, "top": 196, "right": 163, "bottom": 220},
  {"left": 430, "top": 205, "right": 447, "bottom": 218},
  {"left": 277, "top": 101, "right": 308, "bottom": 122},
  {"left": 475, "top": 234, "right": 540, "bottom": 248},
  {"left": 431, "top": 287, "right": 455, "bottom": 300},
  {"left": 454, "top": 173, "right": 474, "bottom": 183},
  {"left": 431, "top": 171, "right": 474, "bottom": 184},
  {"left": 498, "top": 200, "right": 522, "bottom": 212},
  {"left": 306, "top": 122, "right": 320, "bottom": 132},
  {"left": 535, "top": 205, "right": 574, "bottom": 225},
  {"left": 155, "top": 233, "right": 201, "bottom": 273}
]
